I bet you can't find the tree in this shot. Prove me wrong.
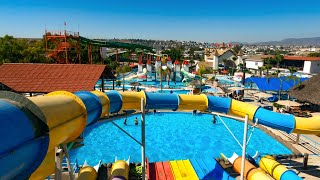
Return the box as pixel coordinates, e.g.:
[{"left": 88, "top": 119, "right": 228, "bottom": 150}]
[
  {"left": 116, "top": 65, "right": 131, "bottom": 92},
  {"left": 308, "top": 52, "right": 320, "bottom": 57},
  {"left": 288, "top": 66, "right": 297, "bottom": 75},
  {"left": 198, "top": 65, "right": 207, "bottom": 92},
  {"left": 232, "top": 45, "right": 243, "bottom": 55},
  {"left": 165, "top": 68, "right": 172, "bottom": 85},
  {"left": 274, "top": 54, "right": 283, "bottom": 77},
  {"left": 258, "top": 66, "right": 265, "bottom": 76},
  {"left": 158, "top": 67, "right": 166, "bottom": 92}
]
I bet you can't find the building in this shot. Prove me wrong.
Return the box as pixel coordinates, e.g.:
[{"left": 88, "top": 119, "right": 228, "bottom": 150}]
[
  {"left": 0, "top": 63, "right": 116, "bottom": 94},
  {"left": 242, "top": 55, "right": 274, "bottom": 70},
  {"left": 204, "top": 43, "right": 238, "bottom": 69},
  {"left": 282, "top": 56, "right": 320, "bottom": 74}
]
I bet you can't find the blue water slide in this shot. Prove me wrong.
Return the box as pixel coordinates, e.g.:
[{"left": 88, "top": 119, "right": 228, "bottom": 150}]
[
  {"left": 280, "top": 170, "right": 302, "bottom": 180},
  {"left": 0, "top": 99, "right": 49, "bottom": 179},
  {"left": 75, "top": 91, "right": 102, "bottom": 126},
  {"left": 254, "top": 107, "right": 295, "bottom": 133},
  {"left": 145, "top": 93, "right": 179, "bottom": 111},
  {"left": 207, "top": 96, "right": 232, "bottom": 114},
  {"left": 105, "top": 90, "right": 122, "bottom": 113}
]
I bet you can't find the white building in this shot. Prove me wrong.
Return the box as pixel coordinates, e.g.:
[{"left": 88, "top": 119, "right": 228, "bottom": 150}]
[
  {"left": 204, "top": 44, "right": 238, "bottom": 69},
  {"left": 283, "top": 56, "right": 320, "bottom": 74},
  {"left": 242, "top": 55, "right": 274, "bottom": 70}
]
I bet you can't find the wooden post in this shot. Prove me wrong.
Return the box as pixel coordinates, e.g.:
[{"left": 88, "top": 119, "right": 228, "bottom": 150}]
[
  {"left": 296, "top": 134, "right": 300, "bottom": 144},
  {"left": 303, "top": 153, "right": 309, "bottom": 170}
]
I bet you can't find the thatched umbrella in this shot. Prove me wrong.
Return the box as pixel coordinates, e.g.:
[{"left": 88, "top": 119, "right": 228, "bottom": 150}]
[
  {"left": 228, "top": 86, "right": 244, "bottom": 91},
  {"left": 288, "top": 74, "right": 320, "bottom": 105},
  {"left": 254, "top": 92, "right": 272, "bottom": 99},
  {"left": 276, "top": 100, "right": 301, "bottom": 107},
  {"left": 189, "top": 80, "right": 201, "bottom": 87}
]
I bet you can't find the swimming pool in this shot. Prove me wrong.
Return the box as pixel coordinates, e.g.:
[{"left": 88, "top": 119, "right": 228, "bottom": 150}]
[
  {"left": 96, "top": 80, "right": 185, "bottom": 89},
  {"left": 69, "top": 112, "right": 291, "bottom": 164},
  {"left": 157, "top": 89, "right": 191, "bottom": 94}
]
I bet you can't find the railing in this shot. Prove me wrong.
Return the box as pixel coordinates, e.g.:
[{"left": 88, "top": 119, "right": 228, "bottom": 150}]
[{"left": 278, "top": 131, "right": 320, "bottom": 157}]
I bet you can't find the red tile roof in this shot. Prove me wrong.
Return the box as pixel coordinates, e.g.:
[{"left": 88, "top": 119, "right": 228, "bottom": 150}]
[
  {"left": 0, "top": 63, "right": 114, "bottom": 93},
  {"left": 182, "top": 60, "right": 189, "bottom": 65},
  {"left": 284, "top": 56, "right": 320, "bottom": 61}
]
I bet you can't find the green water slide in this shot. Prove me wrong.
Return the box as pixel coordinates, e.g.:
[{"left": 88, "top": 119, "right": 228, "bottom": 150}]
[{"left": 79, "top": 36, "right": 152, "bottom": 51}]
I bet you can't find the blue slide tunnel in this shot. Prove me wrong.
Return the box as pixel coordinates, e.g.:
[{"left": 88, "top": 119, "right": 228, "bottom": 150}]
[
  {"left": 145, "top": 92, "right": 179, "bottom": 111},
  {"left": 207, "top": 96, "right": 231, "bottom": 114},
  {"left": 0, "top": 92, "right": 49, "bottom": 179},
  {"left": 105, "top": 90, "right": 122, "bottom": 113},
  {"left": 75, "top": 91, "right": 102, "bottom": 126},
  {"left": 254, "top": 107, "right": 295, "bottom": 133}
]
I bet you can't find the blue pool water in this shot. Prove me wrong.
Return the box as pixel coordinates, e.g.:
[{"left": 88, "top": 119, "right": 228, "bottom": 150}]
[{"left": 70, "top": 113, "right": 292, "bottom": 164}]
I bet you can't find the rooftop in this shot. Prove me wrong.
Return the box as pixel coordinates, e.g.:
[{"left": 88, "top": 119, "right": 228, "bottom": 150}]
[{"left": 0, "top": 63, "right": 115, "bottom": 93}]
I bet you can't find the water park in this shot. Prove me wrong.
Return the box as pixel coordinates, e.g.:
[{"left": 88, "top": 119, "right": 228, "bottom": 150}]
[{"left": 1, "top": 31, "right": 320, "bottom": 180}]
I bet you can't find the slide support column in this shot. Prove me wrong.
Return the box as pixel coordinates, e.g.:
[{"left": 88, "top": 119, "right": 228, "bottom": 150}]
[
  {"left": 296, "top": 134, "right": 300, "bottom": 144},
  {"left": 240, "top": 115, "right": 248, "bottom": 180},
  {"left": 141, "top": 98, "right": 146, "bottom": 180},
  {"left": 62, "top": 144, "right": 74, "bottom": 180}
]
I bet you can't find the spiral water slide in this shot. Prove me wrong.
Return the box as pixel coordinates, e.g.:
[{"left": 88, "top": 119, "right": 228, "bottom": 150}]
[{"left": 1, "top": 90, "right": 319, "bottom": 179}]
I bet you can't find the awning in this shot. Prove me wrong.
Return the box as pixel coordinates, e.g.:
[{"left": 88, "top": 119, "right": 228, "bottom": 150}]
[{"left": 245, "top": 77, "right": 308, "bottom": 91}]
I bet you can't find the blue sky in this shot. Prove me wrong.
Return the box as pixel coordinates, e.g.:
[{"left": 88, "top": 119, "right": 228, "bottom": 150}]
[{"left": 1, "top": 0, "right": 320, "bottom": 42}]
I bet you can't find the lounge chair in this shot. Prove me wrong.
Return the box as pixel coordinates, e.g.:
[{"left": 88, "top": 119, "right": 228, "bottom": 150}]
[{"left": 267, "top": 95, "right": 278, "bottom": 102}]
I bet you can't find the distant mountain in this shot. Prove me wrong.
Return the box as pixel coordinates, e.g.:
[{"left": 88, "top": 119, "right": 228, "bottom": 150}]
[{"left": 253, "top": 37, "right": 320, "bottom": 46}]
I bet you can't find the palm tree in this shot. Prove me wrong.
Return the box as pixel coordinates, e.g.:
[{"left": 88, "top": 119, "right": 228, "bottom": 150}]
[
  {"left": 166, "top": 68, "right": 172, "bottom": 85},
  {"left": 158, "top": 67, "right": 166, "bottom": 92},
  {"left": 288, "top": 66, "right": 297, "bottom": 75},
  {"left": 258, "top": 66, "right": 265, "bottom": 76},
  {"left": 275, "top": 54, "right": 283, "bottom": 77},
  {"left": 116, "top": 65, "right": 131, "bottom": 92},
  {"left": 198, "top": 65, "right": 207, "bottom": 92}
]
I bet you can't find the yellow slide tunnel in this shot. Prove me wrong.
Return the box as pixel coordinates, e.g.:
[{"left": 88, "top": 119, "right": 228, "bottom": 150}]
[
  {"left": 29, "top": 91, "right": 87, "bottom": 179},
  {"left": 293, "top": 116, "right": 320, "bottom": 134},
  {"left": 258, "top": 156, "right": 301, "bottom": 180},
  {"left": 228, "top": 99, "right": 259, "bottom": 121},
  {"left": 177, "top": 94, "right": 208, "bottom": 111},
  {"left": 111, "top": 160, "right": 130, "bottom": 180},
  {"left": 91, "top": 90, "right": 110, "bottom": 117},
  {"left": 120, "top": 91, "right": 146, "bottom": 111},
  {"left": 232, "top": 156, "right": 272, "bottom": 180}
]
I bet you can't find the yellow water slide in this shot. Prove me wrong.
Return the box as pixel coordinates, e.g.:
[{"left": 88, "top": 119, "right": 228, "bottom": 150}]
[
  {"left": 120, "top": 91, "right": 146, "bottom": 111},
  {"left": 177, "top": 94, "right": 208, "bottom": 111},
  {"left": 29, "top": 91, "right": 87, "bottom": 179}
]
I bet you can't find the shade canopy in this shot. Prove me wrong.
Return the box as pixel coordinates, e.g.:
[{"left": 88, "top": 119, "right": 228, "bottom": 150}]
[
  {"left": 245, "top": 77, "right": 308, "bottom": 91},
  {"left": 227, "top": 86, "right": 244, "bottom": 91},
  {"left": 254, "top": 92, "right": 272, "bottom": 99},
  {"left": 276, "top": 100, "right": 301, "bottom": 107}
]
